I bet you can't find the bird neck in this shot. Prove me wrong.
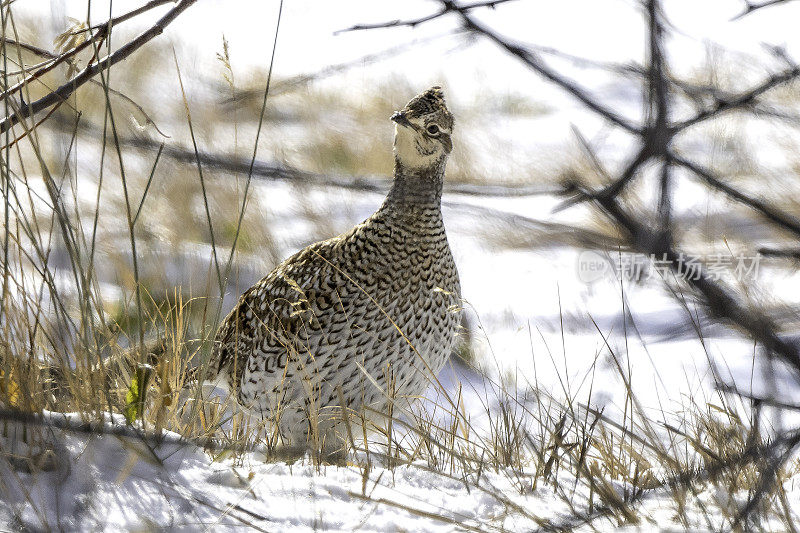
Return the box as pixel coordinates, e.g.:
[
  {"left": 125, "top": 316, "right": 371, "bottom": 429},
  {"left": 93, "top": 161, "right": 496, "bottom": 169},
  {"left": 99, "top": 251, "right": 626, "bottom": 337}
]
[{"left": 383, "top": 158, "right": 445, "bottom": 212}]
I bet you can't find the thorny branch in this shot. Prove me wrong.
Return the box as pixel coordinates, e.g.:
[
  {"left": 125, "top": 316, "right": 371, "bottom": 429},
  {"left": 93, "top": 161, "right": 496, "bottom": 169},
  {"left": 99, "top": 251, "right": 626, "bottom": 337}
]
[
  {"left": 588, "top": 186, "right": 800, "bottom": 371},
  {"left": 645, "top": 0, "right": 672, "bottom": 248},
  {"left": 446, "top": 0, "right": 800, "bottom": 271},
  {"left": 453, "top": 10, "right": 642, "bottom": 134},
  {"left": 347, "top": 0, "right": 800, "bottom": 195}
]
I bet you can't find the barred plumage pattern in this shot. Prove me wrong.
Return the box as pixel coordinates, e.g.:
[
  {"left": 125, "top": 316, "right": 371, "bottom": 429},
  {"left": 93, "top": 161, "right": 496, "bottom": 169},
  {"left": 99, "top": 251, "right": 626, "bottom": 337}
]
[{"left": 208, "top": 87, "right": 461, "bottom": 448}]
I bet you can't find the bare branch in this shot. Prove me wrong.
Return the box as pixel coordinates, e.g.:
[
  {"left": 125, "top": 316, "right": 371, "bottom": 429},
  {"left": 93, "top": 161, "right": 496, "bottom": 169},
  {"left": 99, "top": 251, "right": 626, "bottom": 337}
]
[
  {"left": 0, "top": 0, "right": 198, "bottom": 134},
  {"left": 0, "top": 0, "right": 176, "bottom": 103},
  {"left": 718, "top": 383, "right": 800, "bottom": 411},
  {"left": 336, "top": 0, "right": 516, "bottom": 33},
  {"left": 758, "top": 247, "right": 800, "bottom": 260},
  {"left": 556, "top": 143, "right": 653, "bottom": 213},
  {"left": 1, "top": 38, "right": 169, "bottom": 137},
  {"left": 344, "top": 1, "right": 641, "bottom": 133},
  {"left": 86, "top": 0, "right": 179, "bottom": 30},
  {"left": 0, "top": 25, "right": 108, "bottom": 104},
  {"left": 450, "top": 4, "right": 641, "bottom": 134},
  {"left": 646, "top": 0, "right": 669, "bottom": 133},
  {"left": 671, "top": 154, "right": 800, "bottom": 240},
  {"left": 733, "top": 0, "right": 798, "bottom": 20},
  {"left": 0, "top": 38, "right": 56, "bottom": 59},
  {"left": 546, "top": 0, "right": 679, "bottom": 212},
  {"left": 589, "top": 187, "right": 800, "bottom": 373},
  {"left": 645, "top": 0, "right": 672, "bottom": 247},
  {"left": 49, "top": 115, "right": 552, "bottom": 198},
  {"left": 674, "top": 64, "right": 800, "bottom": 131},
  {"left": 525, "top": 43, "right": 645, "bottom": 79}
]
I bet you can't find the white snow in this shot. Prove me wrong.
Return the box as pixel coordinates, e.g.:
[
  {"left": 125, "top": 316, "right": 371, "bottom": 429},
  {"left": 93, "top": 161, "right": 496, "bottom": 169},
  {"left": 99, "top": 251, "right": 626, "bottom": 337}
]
[{"left": 2, "top": 405, "right": 797, "bottom": 532}]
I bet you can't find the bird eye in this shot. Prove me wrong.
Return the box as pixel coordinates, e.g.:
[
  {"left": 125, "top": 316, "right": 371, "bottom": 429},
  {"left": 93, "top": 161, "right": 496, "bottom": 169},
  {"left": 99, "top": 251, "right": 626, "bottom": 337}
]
[{"left": 426, "top": 124, "right": 440, "bottom": 135}]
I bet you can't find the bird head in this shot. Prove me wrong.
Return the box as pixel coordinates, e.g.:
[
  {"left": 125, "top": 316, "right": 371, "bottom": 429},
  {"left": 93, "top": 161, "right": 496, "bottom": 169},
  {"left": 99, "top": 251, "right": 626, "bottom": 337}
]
[{"left": 391, "top": 86, "right": 454, "bottom": 171}]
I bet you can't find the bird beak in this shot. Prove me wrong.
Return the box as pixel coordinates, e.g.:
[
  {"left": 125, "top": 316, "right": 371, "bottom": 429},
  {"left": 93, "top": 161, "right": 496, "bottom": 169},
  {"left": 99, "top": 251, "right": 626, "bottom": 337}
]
[
  {"left": 441, "top": 135, "right": 452, "bottom": 154},
  {"left": 391, "top": 111, "right": 412, "bottom": 128}
]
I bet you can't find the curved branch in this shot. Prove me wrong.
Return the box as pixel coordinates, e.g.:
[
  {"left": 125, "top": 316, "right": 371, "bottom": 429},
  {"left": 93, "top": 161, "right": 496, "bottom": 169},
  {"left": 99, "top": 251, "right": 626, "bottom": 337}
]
[{"left": 449, "top": 3, "right": 642, "bottom": 134}]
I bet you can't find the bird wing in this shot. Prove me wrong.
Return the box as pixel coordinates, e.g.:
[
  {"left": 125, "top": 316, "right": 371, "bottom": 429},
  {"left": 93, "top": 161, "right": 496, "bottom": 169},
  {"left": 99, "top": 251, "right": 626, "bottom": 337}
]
[{"left": 211, "top": 237, "right": 341, "bottom": 392}]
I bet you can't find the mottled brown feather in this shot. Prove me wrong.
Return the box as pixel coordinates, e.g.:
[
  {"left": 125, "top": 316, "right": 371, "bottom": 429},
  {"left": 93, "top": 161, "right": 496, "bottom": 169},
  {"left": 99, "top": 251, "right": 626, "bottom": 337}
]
[{"left": 207, "top": 87, "right": 461, "bottom": 447}]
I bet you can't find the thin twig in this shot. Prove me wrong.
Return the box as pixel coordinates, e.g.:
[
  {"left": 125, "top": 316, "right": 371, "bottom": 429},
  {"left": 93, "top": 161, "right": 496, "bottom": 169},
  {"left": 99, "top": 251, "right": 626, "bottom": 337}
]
[
  {"left": 336, "top": 0, "right": 516, "bottom": 34},
  {"left": 0, "top": 0, "right": 198, "bottom": 134},
  {"left": 758, "top": 247, "right": 800, "bottom": 260},
  {"left": 671, "top": 153, "right": 800, "bottom": 240},
  {"left": 718, "top": 383, "right": 800, "bottom": 411},
  {"left": 674, "top": 64, "right": 800, "bottom": 131},
  {"left": 732, "top": 0, "right": 797, "bottom": 20},
  {"left": 0, "top": 37, "right": 169, "bottom": 136},
  {"left": 589, "top": 188, "right": 800, "bottom": 372},
  {"left": 450, "top": 3, "right": 641, "bottom": 134},
  {"left": 85, "top": 0, "right": 178, "bottom": 30}
]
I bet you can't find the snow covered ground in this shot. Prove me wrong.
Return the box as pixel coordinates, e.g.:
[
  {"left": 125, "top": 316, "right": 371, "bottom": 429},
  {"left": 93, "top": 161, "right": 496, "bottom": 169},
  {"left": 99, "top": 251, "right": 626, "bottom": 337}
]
[
  {"left": 0, "top": 411, "right": 563, "bottom": 531},
  {"left": 2, "top": 407, "right": 798, "bottom": 532}
]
